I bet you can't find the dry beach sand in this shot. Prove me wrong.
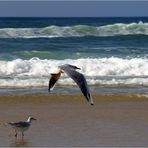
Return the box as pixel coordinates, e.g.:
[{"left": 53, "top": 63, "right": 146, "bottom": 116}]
[{"left": 0, "top": 95, "right": 148, "bottom": 147}]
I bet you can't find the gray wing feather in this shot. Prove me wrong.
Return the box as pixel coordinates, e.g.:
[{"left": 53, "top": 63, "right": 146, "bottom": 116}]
[
  {"left": 9, "top": 122, "right": 30, "bottom": 128},
  {"left": 59, "top": 65, "right": 94, "bottom": 105}
]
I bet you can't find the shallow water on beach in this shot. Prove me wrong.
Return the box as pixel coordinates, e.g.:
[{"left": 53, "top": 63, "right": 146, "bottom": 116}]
[{"left": 0, "top": 85, "right": 148, "bottom": 96}]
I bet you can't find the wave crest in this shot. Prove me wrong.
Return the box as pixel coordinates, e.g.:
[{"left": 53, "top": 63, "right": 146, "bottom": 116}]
[{"left": 0, "top": 21, "right": 148, "bottom": 38}]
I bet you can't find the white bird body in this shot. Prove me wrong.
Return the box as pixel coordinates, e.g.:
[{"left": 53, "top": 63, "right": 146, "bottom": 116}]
[{"left": 49, "top": 64, "right": 94, "bottom": 105}]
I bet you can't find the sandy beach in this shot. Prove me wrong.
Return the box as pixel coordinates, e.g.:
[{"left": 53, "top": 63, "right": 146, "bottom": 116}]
[{"left": 0, "top": 95, "right": 148, "bottom": 147}]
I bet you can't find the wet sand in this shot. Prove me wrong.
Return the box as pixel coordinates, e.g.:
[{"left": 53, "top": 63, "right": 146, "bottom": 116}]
[{"left": 0, "top": 95, "right": 148, "bottom": 147}]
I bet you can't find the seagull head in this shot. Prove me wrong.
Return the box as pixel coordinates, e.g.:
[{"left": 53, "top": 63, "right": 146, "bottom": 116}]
[
  {"left": 27, "top": 116, "right": 37, "bottom": 123},
  {"left": 50, "top": 67, "right": 61, "bottom": 74},
  {"left": 30, "top": 117, "right": 37, "bottom": 121}
]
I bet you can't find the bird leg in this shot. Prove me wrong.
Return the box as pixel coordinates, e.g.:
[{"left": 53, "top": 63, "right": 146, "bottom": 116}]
[
  {"left": 14, "top": 130, "right": 17, "bottom": 137},
  {"left": 22, "top": 132, "right": 24, "bottom": 138}
]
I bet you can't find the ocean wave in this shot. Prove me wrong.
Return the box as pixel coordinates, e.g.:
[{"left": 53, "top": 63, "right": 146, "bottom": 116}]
[
  {"left": 0, "top": 57, "right": 148, "bottom": 87},
  {"left": 0, "top": 21, "right": 148, "bottom": 38}
]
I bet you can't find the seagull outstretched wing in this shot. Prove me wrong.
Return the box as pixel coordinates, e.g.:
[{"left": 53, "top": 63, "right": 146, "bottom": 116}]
[{"left": 59, "top": 64, "right": 94, "bottom": 105}]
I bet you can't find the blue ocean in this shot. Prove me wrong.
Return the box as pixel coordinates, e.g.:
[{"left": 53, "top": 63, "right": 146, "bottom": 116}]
[{"left": 0, "top": 17, "right": 148, "bottom": 95}]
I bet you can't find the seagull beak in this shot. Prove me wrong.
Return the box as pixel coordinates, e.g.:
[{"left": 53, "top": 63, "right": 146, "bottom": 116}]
[{"left": 32, "top": 118, "right": 37, "bottom": 121}]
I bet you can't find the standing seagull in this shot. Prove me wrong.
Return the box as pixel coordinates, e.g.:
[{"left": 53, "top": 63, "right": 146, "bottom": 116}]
[
  {"left": 48, "top": 64, "right": 94, "bottom": 105},
  {"left": 8, "top": 116, "right": 36, "bottom": 138}
]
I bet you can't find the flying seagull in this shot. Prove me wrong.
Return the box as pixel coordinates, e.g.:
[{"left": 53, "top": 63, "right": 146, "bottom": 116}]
[
  {"left": 8, "top": 116, "right": 36, "bottom": 138},
  {"left": 48, "top": 64, "right": 94, "bottom": 105}
]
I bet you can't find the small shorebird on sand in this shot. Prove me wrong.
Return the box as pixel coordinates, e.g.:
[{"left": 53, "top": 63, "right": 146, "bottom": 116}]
[
  {"left": 49, "top": 64, "right": 94, "bottom": 105},
  {"left": 8, "top": 116, "right": 36, "bottom": 138}
]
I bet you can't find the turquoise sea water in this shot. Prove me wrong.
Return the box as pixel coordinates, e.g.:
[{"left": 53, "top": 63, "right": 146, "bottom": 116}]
[{"left": 1, "top": 17, "right": 148, "bottom": 95}]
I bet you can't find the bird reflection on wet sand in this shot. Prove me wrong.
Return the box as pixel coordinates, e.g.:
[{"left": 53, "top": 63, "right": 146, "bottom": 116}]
[{"left": 10, "top": 138, "right": 31, "bottom": 147}]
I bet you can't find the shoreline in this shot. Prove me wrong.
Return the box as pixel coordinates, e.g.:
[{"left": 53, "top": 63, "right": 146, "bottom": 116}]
[
  {"left": 0, "top": 85, "right": 148, "bottom": 96},
  {"left": 0, "top": 94, "right": 148, "bottom": 104}
]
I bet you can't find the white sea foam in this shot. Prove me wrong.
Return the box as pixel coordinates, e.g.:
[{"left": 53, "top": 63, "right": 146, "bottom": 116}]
[
  {"left": 0, "top": 22, "right": 148, "bottom": 38},
  {"left": 0, "top": 57, "right": 148, "bottom": 87}
]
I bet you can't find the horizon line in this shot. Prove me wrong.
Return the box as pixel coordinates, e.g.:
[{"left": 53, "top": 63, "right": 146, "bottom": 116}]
[{"left": 0, "top": 16, "right": 148, "bottom": 18}]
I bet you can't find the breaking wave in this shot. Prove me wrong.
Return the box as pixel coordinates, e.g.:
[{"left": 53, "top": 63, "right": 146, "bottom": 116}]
[
  {"left": 0, "top": 57, "right": 148, "bottom": 87},
  {"left": 0, "top": 21, "right": 148, "bottom": 38}
]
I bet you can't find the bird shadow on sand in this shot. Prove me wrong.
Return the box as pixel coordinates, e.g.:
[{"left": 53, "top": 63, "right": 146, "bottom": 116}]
[{"left": 9, "top": 138, "right": 31, "bottom": 147}]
